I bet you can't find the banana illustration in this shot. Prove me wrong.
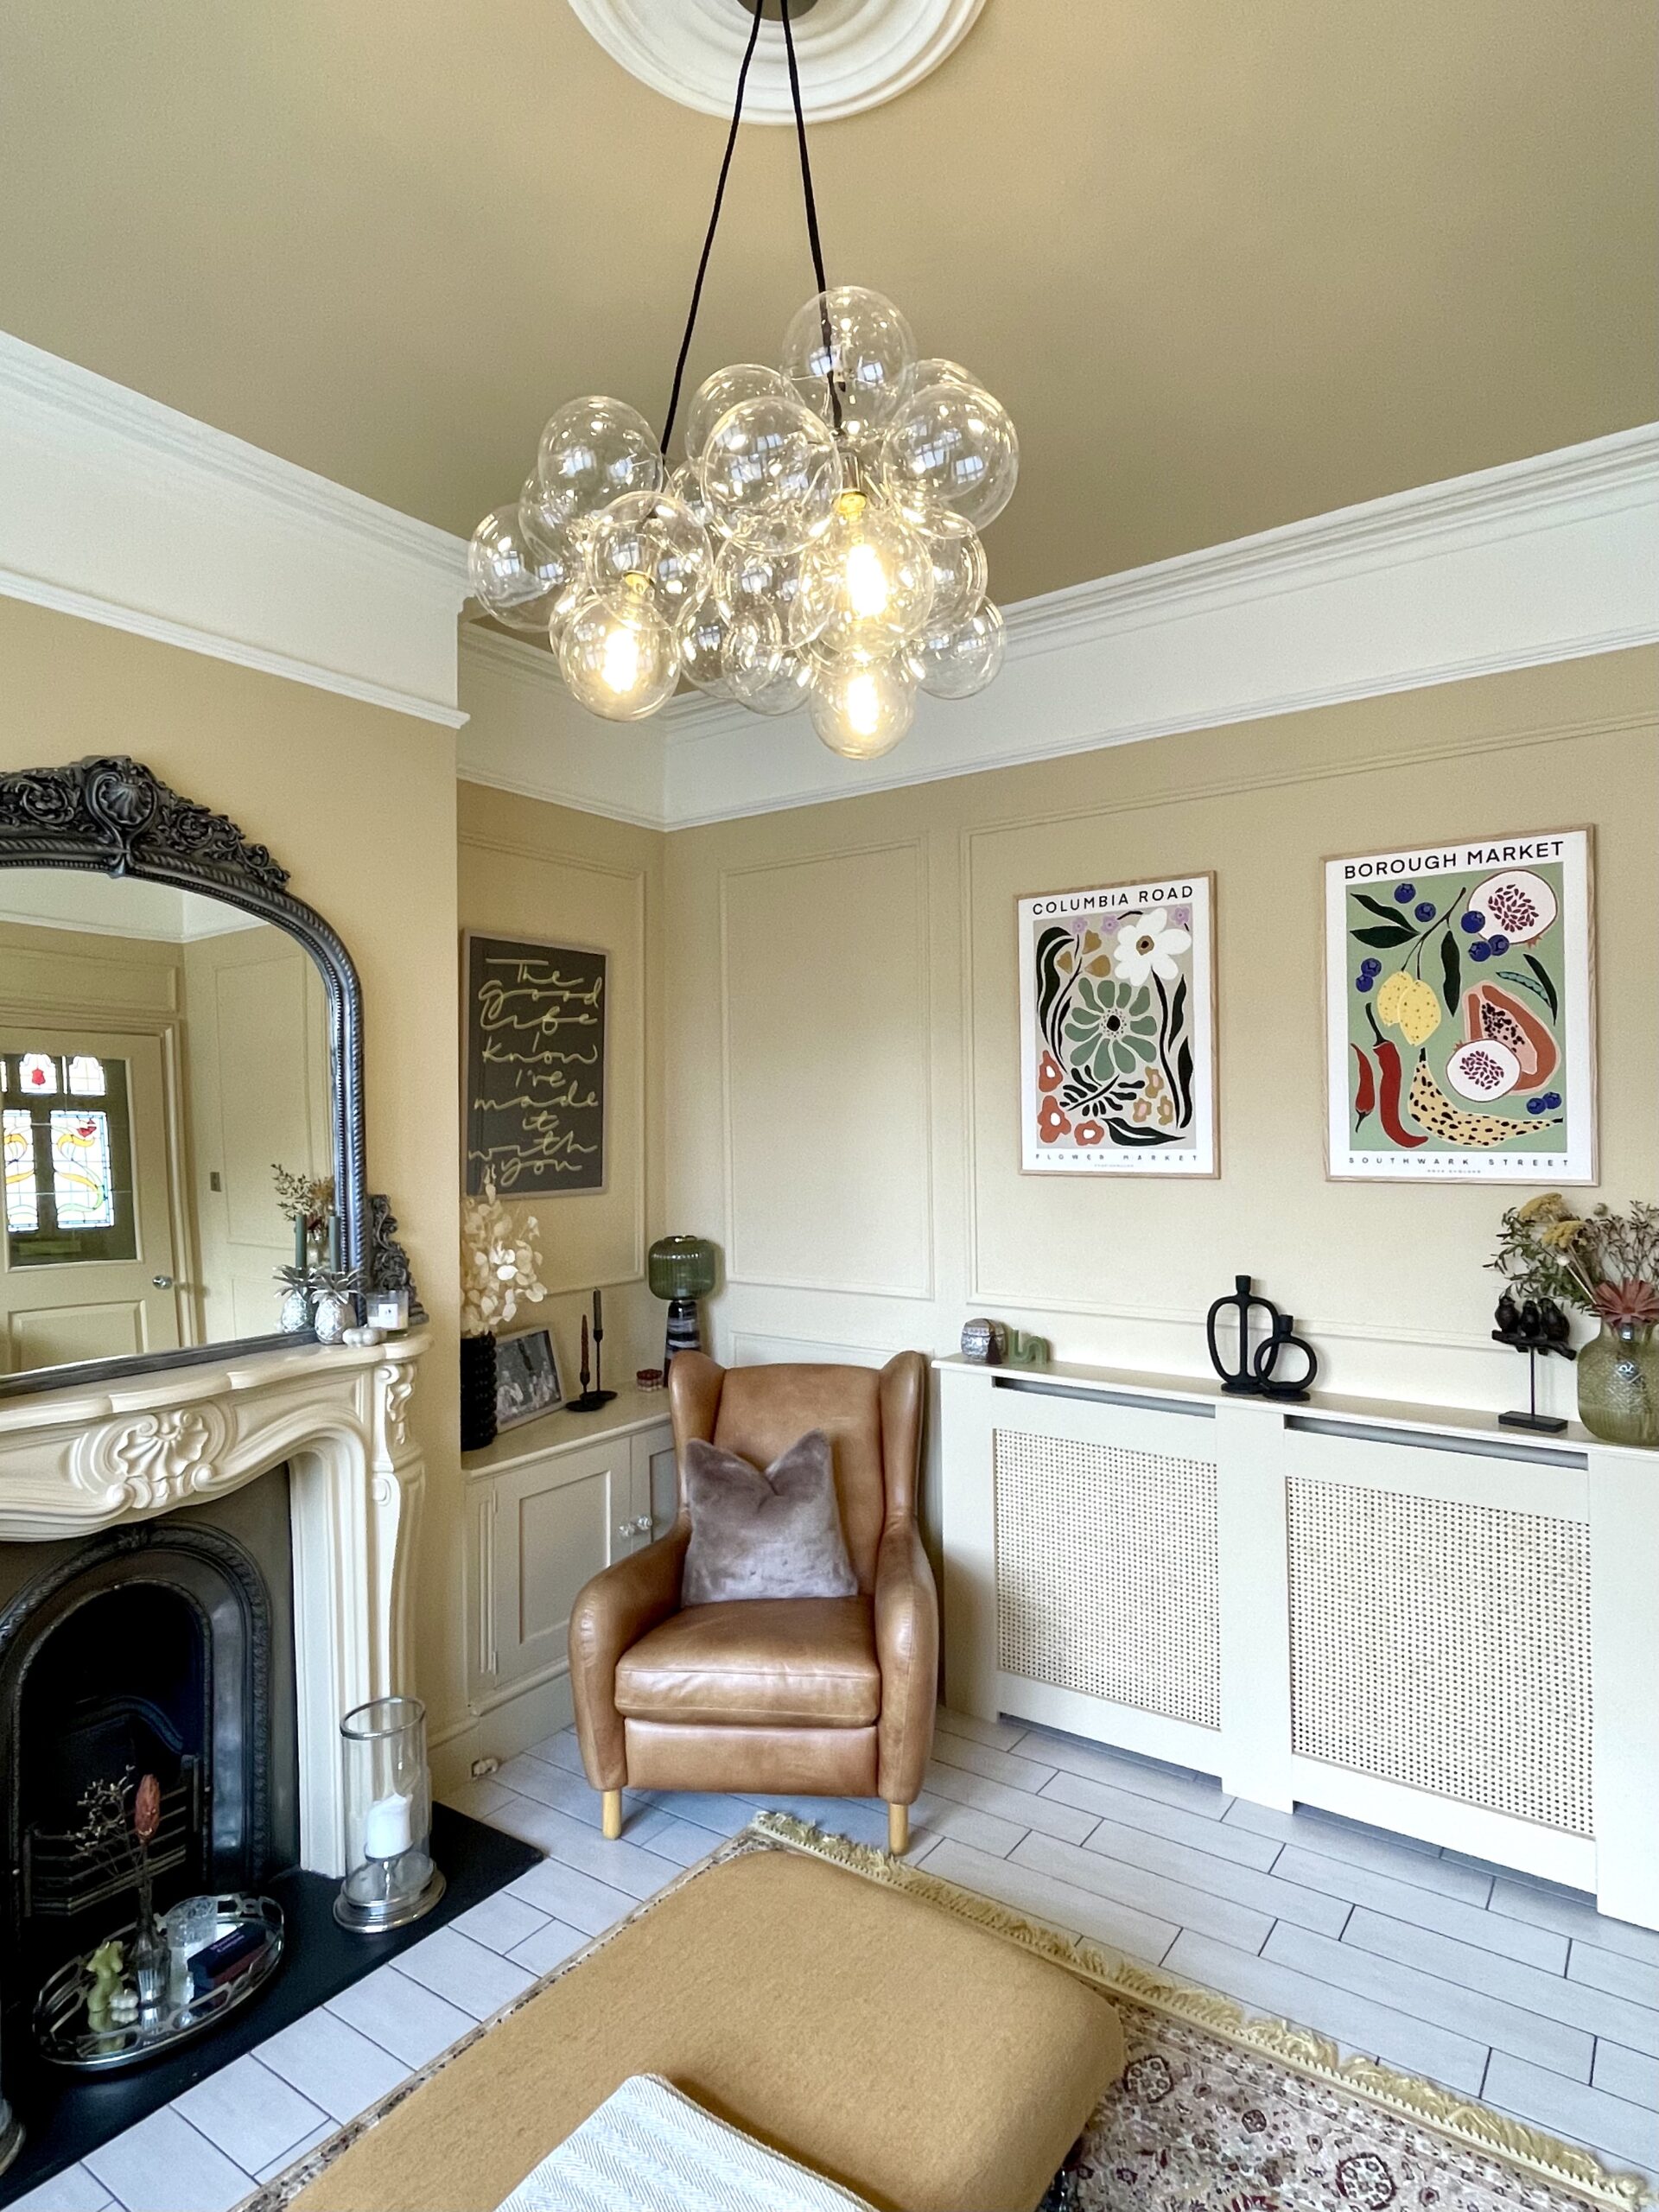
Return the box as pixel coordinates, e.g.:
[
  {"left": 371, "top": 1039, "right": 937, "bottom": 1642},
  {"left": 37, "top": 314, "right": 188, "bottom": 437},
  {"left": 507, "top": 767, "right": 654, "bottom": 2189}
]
[{"left": 1408, "top": 1055, "right": 1560, "bottom": 1147}]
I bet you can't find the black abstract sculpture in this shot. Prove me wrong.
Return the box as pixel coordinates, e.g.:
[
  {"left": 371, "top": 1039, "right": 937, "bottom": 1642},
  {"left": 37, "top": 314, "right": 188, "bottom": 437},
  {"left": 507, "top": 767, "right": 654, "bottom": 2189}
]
[
  {"left": 1205, "top": 1275, "right": 1320, "bottom": 1404},
  {"left": 1491, "top": 1294, "right": 1575, "bottom": 1433}
]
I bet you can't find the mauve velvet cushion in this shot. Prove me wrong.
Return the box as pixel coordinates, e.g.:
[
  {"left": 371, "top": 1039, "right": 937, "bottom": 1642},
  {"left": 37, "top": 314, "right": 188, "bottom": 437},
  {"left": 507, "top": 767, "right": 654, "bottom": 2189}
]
[{"left": 680, "top": 1430, "right": 858, "bottom": 1605}]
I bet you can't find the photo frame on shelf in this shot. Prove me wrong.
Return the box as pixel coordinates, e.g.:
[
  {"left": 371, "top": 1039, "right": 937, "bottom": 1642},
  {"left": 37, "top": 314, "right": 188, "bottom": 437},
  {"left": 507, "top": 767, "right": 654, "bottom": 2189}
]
[
  {"left": 495, "top": 1325, "right": 563, "bottom": 1430},
  {"left": 1324, "top": 826, "right": 1595, "bottom": 1183},
  {"left": 1016, "top": 873, "right": 1217, "bottom": 1176},
  {"left": 462, "top": 931, "right": 608, "bottom": 1198}
]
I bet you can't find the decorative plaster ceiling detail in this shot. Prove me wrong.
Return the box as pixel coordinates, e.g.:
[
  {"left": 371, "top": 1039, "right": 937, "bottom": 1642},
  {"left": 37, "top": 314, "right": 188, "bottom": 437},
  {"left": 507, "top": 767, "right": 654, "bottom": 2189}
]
[{"left": 566, "top": 0, "right": 987, "bottom": 122}]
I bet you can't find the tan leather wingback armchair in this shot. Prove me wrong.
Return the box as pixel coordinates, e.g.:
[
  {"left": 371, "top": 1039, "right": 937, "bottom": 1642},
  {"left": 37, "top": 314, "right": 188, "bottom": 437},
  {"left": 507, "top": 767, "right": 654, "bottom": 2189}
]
[{"left": 569, "top": 1351, "right": 937, "bottom": 1854}]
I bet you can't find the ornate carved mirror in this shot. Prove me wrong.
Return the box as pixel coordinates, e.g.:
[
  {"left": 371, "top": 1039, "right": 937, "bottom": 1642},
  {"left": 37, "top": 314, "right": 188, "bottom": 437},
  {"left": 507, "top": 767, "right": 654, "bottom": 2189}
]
[{"left": 0, "top": 757, "right": 416, "bottom": 1396}]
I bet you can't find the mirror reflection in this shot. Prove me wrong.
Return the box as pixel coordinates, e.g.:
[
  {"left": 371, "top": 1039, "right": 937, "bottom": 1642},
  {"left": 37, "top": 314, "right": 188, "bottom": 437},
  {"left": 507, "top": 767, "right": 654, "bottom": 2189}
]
[{"left": 1, "top": 869, "right": 334, "bottom": 1379}]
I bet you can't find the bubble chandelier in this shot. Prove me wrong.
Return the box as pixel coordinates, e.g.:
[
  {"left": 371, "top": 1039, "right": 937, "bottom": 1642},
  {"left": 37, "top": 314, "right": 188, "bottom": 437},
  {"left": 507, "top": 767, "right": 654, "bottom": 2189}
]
[{"left": 467, "top": 0, "right": 1016, "bottom": 760}]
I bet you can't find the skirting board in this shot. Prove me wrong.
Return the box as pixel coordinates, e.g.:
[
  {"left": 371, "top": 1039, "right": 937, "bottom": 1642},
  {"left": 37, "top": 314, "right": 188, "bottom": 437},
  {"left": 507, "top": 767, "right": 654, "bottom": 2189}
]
[{"left": 431, "top": 1668, "right": 576, "bottom": 1800}]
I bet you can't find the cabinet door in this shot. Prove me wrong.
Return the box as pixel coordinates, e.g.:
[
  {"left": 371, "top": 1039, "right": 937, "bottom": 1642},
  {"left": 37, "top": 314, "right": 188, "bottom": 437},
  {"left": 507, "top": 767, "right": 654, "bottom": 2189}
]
[
  {"left": 486, "top": 1437, "right": 639, "bottom": 1694},
  {"left": 631, "top": 1421, "right": 677, "bottom": 1539}
]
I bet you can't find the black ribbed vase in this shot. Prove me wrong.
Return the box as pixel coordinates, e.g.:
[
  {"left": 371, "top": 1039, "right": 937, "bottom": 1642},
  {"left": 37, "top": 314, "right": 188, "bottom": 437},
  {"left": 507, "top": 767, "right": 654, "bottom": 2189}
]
[{"left": 460, "top": 1331, "right": 498, "bottom": 1452}]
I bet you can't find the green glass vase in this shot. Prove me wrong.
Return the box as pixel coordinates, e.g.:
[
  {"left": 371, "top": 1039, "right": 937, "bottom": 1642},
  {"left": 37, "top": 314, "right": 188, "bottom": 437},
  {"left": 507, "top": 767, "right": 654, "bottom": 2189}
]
[{"left": 1576, "top": 1321, "right": 1659, "bottom": 1447}]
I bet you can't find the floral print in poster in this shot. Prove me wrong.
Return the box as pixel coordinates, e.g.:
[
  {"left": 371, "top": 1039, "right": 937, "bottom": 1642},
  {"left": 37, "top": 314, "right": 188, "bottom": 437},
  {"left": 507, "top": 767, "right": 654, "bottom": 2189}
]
[
  {"left": 1325, "top": 828, "right": 1595, "bottom": 1182},
  {"left": 1017, "top": 875, "right": 1216, "bottom": 1175}
]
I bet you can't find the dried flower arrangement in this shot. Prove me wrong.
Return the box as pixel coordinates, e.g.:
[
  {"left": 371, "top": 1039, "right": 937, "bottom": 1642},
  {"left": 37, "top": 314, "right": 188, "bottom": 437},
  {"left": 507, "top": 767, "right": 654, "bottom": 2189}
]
[
  {"left": 460, "top": 1177, "right": 548, "bottom": 1339},
  {"left": 1490, "top": 1192, "right": 1659, "bottom": 1326}
]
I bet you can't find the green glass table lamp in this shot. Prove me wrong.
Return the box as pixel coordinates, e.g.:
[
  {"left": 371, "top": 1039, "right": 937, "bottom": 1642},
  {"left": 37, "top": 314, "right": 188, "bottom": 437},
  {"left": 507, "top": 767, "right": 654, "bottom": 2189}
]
[{"left": 648, "top": 1236, "right": 717, "bottom": 1374}]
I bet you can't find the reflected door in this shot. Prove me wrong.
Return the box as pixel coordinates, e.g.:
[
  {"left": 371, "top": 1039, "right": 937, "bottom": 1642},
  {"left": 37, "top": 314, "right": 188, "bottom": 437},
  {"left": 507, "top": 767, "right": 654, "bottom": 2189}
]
[{"left": 0, "top": 1030, "right": 180, "bottom": 1373}]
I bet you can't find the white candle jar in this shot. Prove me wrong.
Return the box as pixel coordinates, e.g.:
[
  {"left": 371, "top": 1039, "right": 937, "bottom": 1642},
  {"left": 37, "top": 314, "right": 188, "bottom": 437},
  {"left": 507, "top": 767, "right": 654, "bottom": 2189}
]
[{"left": 335, "top": 1695, "right": 445, "bottom": 1933}]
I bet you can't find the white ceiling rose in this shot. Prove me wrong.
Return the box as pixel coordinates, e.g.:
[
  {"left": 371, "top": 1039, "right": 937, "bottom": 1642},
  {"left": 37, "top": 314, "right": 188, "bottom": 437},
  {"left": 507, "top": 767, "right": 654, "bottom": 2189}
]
[{"left": 566, "top": 0, "right": 987, "bottom": 123}]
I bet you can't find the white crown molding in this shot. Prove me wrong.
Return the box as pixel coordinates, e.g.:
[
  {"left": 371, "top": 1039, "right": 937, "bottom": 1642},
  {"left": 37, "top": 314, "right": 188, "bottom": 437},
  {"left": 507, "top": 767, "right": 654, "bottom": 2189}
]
[
  {"left": 0, "top": 331, "right": 470, "bottom": 728},
  {"left": 567, "top": 0, "right": 987, "bottom": 124},
  {"left": 458, "top": 423, "right": 1659, "bottom": 831}
]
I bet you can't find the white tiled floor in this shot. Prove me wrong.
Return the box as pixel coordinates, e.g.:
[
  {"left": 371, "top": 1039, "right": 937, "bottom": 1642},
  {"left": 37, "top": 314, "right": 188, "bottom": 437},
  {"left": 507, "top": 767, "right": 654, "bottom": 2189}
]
[{"left": 12, "top": 1709, "right": 1657, "bottom": 2209}]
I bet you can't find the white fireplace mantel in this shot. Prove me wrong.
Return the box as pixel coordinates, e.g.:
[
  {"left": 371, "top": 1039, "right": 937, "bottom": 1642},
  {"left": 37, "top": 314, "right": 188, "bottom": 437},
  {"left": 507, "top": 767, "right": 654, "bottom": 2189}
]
[{"left": 0, "top": 1333, "right": 429, "bottom": 1879}]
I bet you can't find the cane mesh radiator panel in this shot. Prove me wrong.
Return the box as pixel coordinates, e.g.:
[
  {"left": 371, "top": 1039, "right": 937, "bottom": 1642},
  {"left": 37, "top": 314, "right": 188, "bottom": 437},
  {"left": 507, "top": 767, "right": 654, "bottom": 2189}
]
[
  {"left": 994, "top": 1428, "right": 1220, "bottom": 1726},
  {"left": 1287, "top": 1480, "right": 1592, "bottom": 1835}
]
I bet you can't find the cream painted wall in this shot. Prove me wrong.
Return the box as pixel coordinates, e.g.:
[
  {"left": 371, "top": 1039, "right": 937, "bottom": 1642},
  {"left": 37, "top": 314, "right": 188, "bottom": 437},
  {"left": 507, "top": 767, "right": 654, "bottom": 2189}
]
[
  {"left": 664, "top": 647, "right": 1659, "bottom": 1435},
  {"left": 0, "top": 598, "right": 467, "bottom": 1742},
  {"left": 457, "top": 780, "right": 667, "bottom": 1394}
]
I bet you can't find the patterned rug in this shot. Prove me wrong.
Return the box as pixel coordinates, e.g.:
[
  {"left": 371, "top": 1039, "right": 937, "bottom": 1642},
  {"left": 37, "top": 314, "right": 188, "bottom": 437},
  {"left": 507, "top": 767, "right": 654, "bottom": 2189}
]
[{"left": 252, "top": 1815, "right": 1652, "bottom": 2212}]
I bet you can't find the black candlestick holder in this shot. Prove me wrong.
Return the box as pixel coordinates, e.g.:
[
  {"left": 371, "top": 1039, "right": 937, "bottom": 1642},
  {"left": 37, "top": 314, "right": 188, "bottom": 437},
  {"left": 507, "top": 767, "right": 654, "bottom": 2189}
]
[
  {"left": 1492, "top": 1294, "right": 1575, "bottom": 1432},
  {"left": 565, "top": 1289, "right": 617, "bottom": 1414}
]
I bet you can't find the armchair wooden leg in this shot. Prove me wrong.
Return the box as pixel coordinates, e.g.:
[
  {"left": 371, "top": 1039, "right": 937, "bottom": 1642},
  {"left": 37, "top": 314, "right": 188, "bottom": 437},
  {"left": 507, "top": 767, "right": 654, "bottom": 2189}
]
[
  {"left": 887, "top": 1801, "right": 909, "bottom": 1856},
  {"left": 601, "top": 1789, "right": 623, "bottom": 1840}
]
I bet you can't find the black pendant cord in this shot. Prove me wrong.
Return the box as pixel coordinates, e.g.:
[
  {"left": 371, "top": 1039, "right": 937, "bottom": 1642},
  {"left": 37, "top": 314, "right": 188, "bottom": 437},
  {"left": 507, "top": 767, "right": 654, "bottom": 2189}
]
[
  {"left": 658, "top": 0, "right": 840, "bottom": 455},
  {"left": 778, "top": 0, "right": 842, "bottom": 433},
  {"left": 659, "top": 0, "right": 766, "bottom": 455}
]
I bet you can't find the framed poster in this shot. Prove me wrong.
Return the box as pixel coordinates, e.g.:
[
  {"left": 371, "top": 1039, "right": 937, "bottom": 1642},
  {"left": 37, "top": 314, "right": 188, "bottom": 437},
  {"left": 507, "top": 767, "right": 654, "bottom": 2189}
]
[
  {"left": 1325, "top": 827, "right": 1594, "bottom": 1182},
  {"left": 496, "top": 1326, "right": 563, "bottom": 1430},
  {"left": 463, "top": 932, "right": 607, "bottom": 1196},
  {"left": 1017, "top": 874, "right": 1217, "bottom": 1175}
]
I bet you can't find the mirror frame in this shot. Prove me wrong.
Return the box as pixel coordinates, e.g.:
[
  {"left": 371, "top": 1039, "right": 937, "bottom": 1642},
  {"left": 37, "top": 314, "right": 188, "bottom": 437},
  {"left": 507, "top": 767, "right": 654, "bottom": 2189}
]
[{"left": 0, "top": 754, "right": 418, "bottom": 1397}]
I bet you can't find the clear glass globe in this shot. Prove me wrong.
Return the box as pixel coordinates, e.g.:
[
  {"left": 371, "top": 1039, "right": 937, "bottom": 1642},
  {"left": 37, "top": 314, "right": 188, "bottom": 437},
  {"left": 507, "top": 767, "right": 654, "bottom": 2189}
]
[
  {"left": 721, "top": 606, "right": 789, "bottom": 706},
  {"left": 915, "top": 356, "right": 976, "bottom": 389},
  {"left": 682, "top": 363, "right": 792, "bottom": 467},
  {"left": 918, "top": 521, "right": 987, "bottom": 630},
  {"left": 700, "top": 393, "right": 842, "bottom": 550},
  {"left": 810, "top": 652, "right": 917, "bottom": 758},
  {"left": 678, "top": 597, "right": 734, "bottom": 697},
  {"left": 712, "top": 536, "right": 823, "bottom": 648},
  {"left": 909, "top": 599, "right": 1006, "bottom": 698},
  {"left": 878, "top": 380, "right": 1019, "bottom": 532},
  {"left": 782, "top": 287, "right": 917, "bottom": 445},
  {"left": 535, "top": 396, "right": 664, "bottom": 531},
  {"left": 557, "top": 585, "right": 680, "bottom": 721},
  {"left": 469, "top": 505, "right": 577, "bottom": 636},
  {"left": 796, "top": 491, "right": 935, "bottom": 655},
  {"left": 730, "top": 645, "right": 814, "bottom": 717},
  {"left": 665, "top": 461, "right": 731, "bottom": 543},
  {"left": 586, "top": 490, "right": 712, "bottom": 633}
]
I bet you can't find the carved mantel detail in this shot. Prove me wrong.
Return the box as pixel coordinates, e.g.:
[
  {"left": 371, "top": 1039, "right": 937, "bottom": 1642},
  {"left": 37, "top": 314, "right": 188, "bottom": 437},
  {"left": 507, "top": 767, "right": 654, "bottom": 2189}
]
[{"left": 0, "top": 1335, "right": 429, "bottom": 1880}]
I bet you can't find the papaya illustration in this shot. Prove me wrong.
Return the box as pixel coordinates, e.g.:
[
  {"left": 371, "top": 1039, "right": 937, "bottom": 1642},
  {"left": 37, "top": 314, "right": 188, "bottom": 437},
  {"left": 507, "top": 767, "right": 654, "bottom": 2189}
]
[
  {"left": 1408, "top": 1054, "right": 1559, "bottom": 1147},
  {"left": 1464, "top": 982, "right": 1557, "bottom": 1087},
  {"left": 1375, "top": 969, "right": 1441, "bottom": 1046}
]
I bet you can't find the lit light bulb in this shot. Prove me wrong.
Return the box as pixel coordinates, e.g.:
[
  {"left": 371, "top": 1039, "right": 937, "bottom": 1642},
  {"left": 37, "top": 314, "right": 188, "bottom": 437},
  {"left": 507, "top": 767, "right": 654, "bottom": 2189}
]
[
  {"left": 558, "top": 579, "right": 680, "bottom": 722},
  {"left": 798, "top": 491, "right": 933, "bottom": 656},
  {"left": 809, "top": 649, "right": 916, "bottom": 758}
]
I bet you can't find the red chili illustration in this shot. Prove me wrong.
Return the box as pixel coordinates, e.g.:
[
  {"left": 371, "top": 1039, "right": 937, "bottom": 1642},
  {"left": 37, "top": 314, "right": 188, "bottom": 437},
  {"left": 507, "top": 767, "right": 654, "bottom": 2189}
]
[
  {"left": 1351, "top": 1044, "right": 1376, "bottom": 1130},
  {"left": 1373, "top": 1037, "right": 1426, "bottom": 1148}
]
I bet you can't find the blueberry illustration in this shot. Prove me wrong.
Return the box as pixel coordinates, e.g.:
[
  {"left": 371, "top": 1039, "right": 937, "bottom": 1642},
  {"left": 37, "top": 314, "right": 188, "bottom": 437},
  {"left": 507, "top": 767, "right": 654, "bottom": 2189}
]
[
  {"left": 1355, "top": 976, "right": 1373, "bottom": 993},
  {"left": 1469, "top": 940, "right": 1491, "bottom": 962},
  {"left": 1546, "top": 1091, "right": 1562, "bottom": 1109},
  {"left": 1394, "top": 882, "right": 1415, "bottom": 903},
  {"left": 1526, "top": 1096, "right": 1546, "bottom": 1115},
  {"left": 1414, "top": 902, "right": 1435, "bottom": 921},
  {"left": 1361, "top": 957, "right": 1382, "bottom": 977},
  {"left": 1460, "top": 910, "right": 1485, "bottom": 934},
  {"left": 1487, "top": 933, "right": 1510, "bottom": 956}
]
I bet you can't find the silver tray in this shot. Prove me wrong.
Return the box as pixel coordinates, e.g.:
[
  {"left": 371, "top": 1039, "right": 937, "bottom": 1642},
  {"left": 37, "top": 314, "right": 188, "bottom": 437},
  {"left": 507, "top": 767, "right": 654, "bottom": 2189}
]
[{"left": 35, "top": 1894, "right": 283, "bottom": 2071}]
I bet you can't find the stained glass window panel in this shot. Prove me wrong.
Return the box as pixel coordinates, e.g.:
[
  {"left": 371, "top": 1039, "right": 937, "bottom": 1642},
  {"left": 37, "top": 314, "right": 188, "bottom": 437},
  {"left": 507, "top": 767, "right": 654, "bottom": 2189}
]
[
  {"left": 3, "top": 1110, "right": 38, "bottom": 1232},
  {"left": 18, "top": 1054, "right": 58, "bottom": 1095},
  {"left": 66, "top": 1056, "right": 106, "bottom": 1097},
  {"left": 49, "top": 1110, "right": 117, "bottom": 1230}
]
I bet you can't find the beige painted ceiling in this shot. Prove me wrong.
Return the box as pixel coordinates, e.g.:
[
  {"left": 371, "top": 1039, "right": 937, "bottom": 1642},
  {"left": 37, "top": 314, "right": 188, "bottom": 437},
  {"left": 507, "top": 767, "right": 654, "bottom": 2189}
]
[{"left": 1, "top": 2, "right": 1654, "bottom": 603}]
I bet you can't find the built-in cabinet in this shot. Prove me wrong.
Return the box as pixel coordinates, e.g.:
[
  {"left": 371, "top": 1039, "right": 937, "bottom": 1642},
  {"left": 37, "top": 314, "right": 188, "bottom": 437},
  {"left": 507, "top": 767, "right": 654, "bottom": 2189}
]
[{"left": 461, "top": 1389, "right": 675, "bottom": 1749}]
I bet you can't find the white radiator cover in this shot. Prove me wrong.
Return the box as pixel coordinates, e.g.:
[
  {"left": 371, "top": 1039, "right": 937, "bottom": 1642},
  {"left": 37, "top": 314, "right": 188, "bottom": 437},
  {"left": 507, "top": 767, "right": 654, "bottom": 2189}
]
[
  {"left": 995, "top": 1428, "right": 1220, "bottom": 1727},
  {"left": 1286, "top": 1479, "right": 1592, "bottom": 1835},
  {"left": 940, "top": 1357, "right": 1659, "bottom": 1930}
]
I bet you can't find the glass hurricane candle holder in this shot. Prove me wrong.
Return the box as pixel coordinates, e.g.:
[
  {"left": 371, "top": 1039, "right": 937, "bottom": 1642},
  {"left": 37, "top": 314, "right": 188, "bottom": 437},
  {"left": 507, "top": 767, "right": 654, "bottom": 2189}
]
[{"left": 334, "top": 1696, "right": 445, "bottom": 1934}]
